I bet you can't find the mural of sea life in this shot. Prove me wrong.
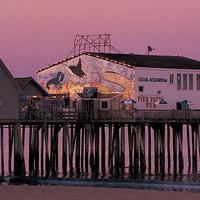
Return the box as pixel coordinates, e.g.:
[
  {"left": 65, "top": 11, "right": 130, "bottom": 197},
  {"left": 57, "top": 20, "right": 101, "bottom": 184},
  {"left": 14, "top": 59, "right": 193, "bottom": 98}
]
[
  {"left": 100, "top": 71, "right": 135, "bottom": 99},
  {"left": 63, "top": 58, "right": 86, "bottom": 78},
  {"left": 46, "top": 71, "right": 65, "bottom": 90}
]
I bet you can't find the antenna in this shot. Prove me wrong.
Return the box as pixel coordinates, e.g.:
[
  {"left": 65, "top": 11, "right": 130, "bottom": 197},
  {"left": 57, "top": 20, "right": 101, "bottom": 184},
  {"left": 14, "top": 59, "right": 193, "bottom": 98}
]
[
  {"left": 146, "top": 46, "right": 155, "bottom": 55},
  {"left": 67, "top": 34, "right": 121, "bottom": 57}
]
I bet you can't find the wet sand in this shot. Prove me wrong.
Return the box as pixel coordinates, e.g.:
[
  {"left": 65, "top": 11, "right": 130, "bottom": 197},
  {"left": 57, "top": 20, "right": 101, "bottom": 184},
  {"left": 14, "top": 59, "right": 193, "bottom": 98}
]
[{"left": 0, "top": 186, "right": 199, "bottom": 200}]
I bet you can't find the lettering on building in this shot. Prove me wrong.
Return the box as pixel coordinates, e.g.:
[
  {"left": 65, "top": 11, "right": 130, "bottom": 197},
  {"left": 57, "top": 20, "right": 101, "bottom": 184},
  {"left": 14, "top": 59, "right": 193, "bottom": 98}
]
[
  {"left": 138, "top": 77, "right": 167, "bottom": 83},
  {"left": 138, "top": 96, "right": 163, "bottom": 108}
]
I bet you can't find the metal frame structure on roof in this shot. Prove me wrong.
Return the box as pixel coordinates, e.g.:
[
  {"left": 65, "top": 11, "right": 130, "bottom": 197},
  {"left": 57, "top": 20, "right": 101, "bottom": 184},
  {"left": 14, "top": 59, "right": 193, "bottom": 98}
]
[{"left": 67, "top": 34, "right": 121, "bottom": 57}]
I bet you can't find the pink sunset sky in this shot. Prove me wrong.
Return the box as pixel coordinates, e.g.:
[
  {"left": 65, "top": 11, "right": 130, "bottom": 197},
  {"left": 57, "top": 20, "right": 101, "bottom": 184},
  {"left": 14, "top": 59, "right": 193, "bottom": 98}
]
[{"left": 0, "top": 0, "right": 200, "bottom": 77}]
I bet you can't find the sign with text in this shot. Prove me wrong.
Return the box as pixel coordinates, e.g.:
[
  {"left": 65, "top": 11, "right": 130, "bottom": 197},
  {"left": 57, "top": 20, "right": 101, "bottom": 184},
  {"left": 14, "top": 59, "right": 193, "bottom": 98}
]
[
  {"left": 138, "top": 96, "right": 164, "bottom": 108},
  {"left": 138, "top": 77, "right": 167, "bottom": 83}
]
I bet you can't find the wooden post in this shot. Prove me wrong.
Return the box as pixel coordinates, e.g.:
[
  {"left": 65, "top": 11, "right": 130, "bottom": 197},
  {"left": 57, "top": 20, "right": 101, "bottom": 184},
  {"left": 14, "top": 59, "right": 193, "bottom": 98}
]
[
  {"left": 89, "top": 124, "right": 95, "bottom": 174},
  {"left": 101, "top": 124, "right": 106, "bottom": 175},
  {"left": 167, "top": 124, "right": 171, "bottom": 172},
  {"left": 114, "top": 123, "right": 120, "bottom": 176},
  {"left": 44, "top": 123, "right": 50, "bottom": 176},
  {"left": 159, "top": 124, "right": 165, "bottom": 174},
  {"left": 1, "top": 125, "right": 4, "bottom": 175},
  {"left": 81, "top": 125, "right": 84, "bottom": 174},
  {"left": 62, "top": 123, "right": 68, "bottom": 176},
  {"left": 133, "top": 125, "right": 139, "bottom": 175},
  {"left": 177, "top": 125, "right": 184, "bottom": 172},
  {"left": 108, "top": 123, "right": 113, "bottom": 173},
  {"left": 94, "top": 124, "right": 100, "bottom": 176},
  {"left": 14, "top": 123, "right": 26, "bottom": 176},
  {"left": 41, "top": 125, "right": 44, "bottom": 176},
  {"left": 29, "top": 125, "right": 33, "bottom": 173},
  {"left": 148, "top": 125, "right": 151, "bottom": 173},
  {"left": 173, "top": 125, "right": 177, "bottom": 174},
  {"left": 8, "top": 125, "right": 13, "bottom": 174},
  {"left": 68, "top": 124, "right": 73, "bottom": 175},
  {"left": 198, "top": 124, "right": 200, "bottom": 169},
  {"left": 193, "top": 126, "right": 197, "bottom": 172},
  {"left": 154, "top": 126, "right": 159, "bottom": 173},
  {"left": 35, "top": 126, "right": 39, "bottom": 174},
  {"left": 187, "top": 124, "right": 191, "bottom": 171},
  {"left": 75, "top": 125, "right": 81, "bottom": 176},
  {"left": 85, "top": 124, "right": 90, "bottom": 174},
  {"left": 128, "top": 124, "right": 133, "bottom": 174},
  {"left": 140, "top": 124, "right": 146, "bottom": 173},
  {"left": 22, "top": 125, "right": 25, "bottom": 152},
  {"left": 121, "top": 124, "right": 125, "bottom": 173},
  {"left": 191, "top": 126, "right": 196, "bottom": 172}
]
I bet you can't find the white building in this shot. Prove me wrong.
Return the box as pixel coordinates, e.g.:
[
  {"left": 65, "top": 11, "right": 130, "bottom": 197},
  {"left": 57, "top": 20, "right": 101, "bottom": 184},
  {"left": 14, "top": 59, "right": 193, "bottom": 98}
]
[{"left": 36, "top": 52, "right": 200, "bottom": 110}]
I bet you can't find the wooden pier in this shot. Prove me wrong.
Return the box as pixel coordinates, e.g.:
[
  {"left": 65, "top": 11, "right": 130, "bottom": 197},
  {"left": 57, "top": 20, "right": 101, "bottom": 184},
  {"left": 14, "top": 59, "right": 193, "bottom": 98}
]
[{"left": 0, "top": 109, "right": 200, "bottom": 177}]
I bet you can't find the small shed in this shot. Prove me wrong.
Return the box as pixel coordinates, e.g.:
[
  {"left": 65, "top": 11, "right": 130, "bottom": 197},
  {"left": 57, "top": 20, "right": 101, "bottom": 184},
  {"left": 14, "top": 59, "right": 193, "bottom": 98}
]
[{"left": 15, "top": 77, "right": 48, "bottom": 98}]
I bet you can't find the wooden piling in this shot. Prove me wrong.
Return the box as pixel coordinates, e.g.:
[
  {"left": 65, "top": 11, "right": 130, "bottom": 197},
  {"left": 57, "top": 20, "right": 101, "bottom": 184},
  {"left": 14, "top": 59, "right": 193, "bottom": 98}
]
[
  {"left": 81, "top": 126, "right": 84, "bottom": 174},
  {"left": 114, "top": 123, "right": 120, "bottom": 176},
  {"left": 89, "top": 124, "right": 95, "bottom": 174},
  {"left": 62, "top": 123, "right": 68, "bottom": 176},
  {"left": 75, "top": 125, "right": 81, "bottom": 176},
  {"left": 167, "top": 124, "right": 171, "bottom": 172},
  {"left": 41, "top": 125, "right": 44, "bottom": 176},
  {"left": 187, "top": 124, "right": 191, "bottom": 171},
  {"left": 133, "top": 125, "right": 139, "bottom": 175},
  {"left": 1, "top": 125, "right": 4, "bottom": 174},
  {"left": 94, "top": 124, "right": 100, "bottom": 176},
  {"left": 101, "top": 124, "right": 106, "bottom": 175},
  {"left": 108, "top": 123, "right": 113, "bottom": 173},
  {"left": 154, "top": 126, "right": 159, "bottom": 173},
  {"left": 140, "top": 124, "right": 146, "bottom": 173},
  {"left": 177, "top": 125, "right": 184, "bottom": 172},
  {"left": 148, "top": 125, "right": 151, "bottom": 173},
  {"left": 14, "top": 123, "right": 26, "bottom": 176},
  {"left": 193, "top": 126, "right": 198, "bottom": 172},
  {"left": 44, "top": 123, "right": 50, "bottom": 176},
  {"left": 29, "top": 125, "right": 33, "bottom": 173},
  {"left": 22, "top": 125, "right": 25, "bottom": 152},
  {"left": 8, "top": 125, "right": 13, "bottom": 174},
  {"left": 84, "top": 124, "right": 90, "bottom": 174},
  {"left": 128, "top": 124, "right": 133, "bottom": 174},
  {"left": 121, "top": 124, "right": 125, "bottom": 173},
  {"left": 159, "top": 125, "right": 165, "bottom": 174},
  {"left": 173, "top": 126, "right": 177, "bottom": 174}
]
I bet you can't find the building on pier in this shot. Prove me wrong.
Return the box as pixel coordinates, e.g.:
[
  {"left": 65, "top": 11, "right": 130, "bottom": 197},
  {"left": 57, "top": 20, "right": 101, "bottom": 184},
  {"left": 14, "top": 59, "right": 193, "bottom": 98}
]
[
  {"left": 0, "top": 59, "right": 50, "bottom": 120},
  {"left": 36, "top": 52, "right": 200, "bottom": 110},
  {"left": 0, "top": 59, "right": 19, "bottom": 119}
]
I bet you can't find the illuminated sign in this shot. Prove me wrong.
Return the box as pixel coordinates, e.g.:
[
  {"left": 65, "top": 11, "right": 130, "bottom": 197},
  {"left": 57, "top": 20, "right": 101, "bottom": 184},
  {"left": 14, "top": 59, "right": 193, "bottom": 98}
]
[{"left": 138, "top": 77, "right": 167, "bottom": 82}]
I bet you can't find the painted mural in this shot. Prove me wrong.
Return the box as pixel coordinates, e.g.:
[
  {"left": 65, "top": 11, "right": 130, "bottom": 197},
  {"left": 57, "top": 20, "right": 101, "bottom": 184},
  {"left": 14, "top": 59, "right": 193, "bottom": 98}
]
[{"left": 37, "top": 54, "right": 135, "bottom": 100}]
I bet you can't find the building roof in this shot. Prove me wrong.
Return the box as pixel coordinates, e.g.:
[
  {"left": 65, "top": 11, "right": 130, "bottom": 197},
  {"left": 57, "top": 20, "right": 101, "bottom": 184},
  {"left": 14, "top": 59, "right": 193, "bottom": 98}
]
[
  {"left": 88, "top": 53, "right": 200, "bottom": 69},
  {"left": 77, "top": 93, "right": 120, "bottom": 99},
  {"left": 0, "top": 59, "right": 19, "bottom": 89},
  {"left": 14, "top": 77, "right": 48, "bottom": 96},
  {"left": 36, "top": 52, "right": 200, "bottom": 73}
]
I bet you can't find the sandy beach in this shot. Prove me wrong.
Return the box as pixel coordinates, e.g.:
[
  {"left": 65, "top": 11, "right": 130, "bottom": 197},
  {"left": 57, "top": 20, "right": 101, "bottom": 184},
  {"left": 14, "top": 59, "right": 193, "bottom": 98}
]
[{"left": 0, "top": 186, "right": 199, "bottom": 200}]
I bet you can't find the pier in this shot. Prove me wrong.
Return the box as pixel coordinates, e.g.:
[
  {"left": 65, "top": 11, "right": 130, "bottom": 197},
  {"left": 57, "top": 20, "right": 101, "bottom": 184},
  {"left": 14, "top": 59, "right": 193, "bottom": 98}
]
[{"left": 0, "top": 109, "right": 200, "bottom": 177}]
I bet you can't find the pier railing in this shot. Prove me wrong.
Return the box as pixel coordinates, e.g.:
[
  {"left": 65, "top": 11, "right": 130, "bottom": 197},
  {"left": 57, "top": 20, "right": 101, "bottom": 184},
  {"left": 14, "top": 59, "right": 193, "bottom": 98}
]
[{"left": 19, "top": 108, "right": 200, "bottom": 123}]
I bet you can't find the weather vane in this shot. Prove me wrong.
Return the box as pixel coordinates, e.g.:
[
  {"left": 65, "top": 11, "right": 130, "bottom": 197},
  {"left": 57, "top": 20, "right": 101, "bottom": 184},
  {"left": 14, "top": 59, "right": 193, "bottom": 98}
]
[{"left": 146, "top": 46, "right": 155, "bottom": 55}]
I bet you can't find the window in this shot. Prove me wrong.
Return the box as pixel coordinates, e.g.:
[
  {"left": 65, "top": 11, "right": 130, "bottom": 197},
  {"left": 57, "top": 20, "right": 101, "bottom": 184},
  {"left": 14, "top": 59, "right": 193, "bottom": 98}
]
[
  {"left": 189, "top": 74, "right": 193, "bottom": 90},
  {"left": 177, "top": 74, "right": 181, "bottom": 90},
  {"left": 101, "top": 101, "right": 109, "bottom": 110},
  {"left": 170, "top": 74, "right": 174, "bottom": 84},
  {"left": 139, "top": 86, "right": 144, "bottom": 92},
  {"left": 183, "top": 74, "right": 187, "bottom": 90},
  {"left": 196, "top": 74, "right": 200, "bottom": 90}
]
